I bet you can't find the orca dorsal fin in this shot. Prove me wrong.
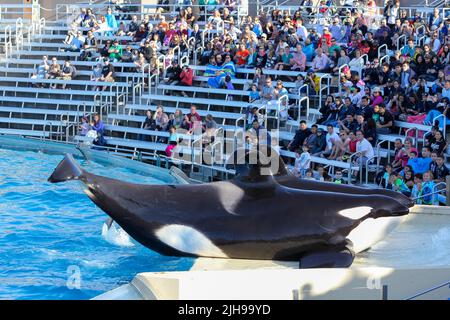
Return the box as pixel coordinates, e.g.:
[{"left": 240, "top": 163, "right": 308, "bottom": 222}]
[{"left": 226, "top": 146, "right": 288, "bottom": 183}]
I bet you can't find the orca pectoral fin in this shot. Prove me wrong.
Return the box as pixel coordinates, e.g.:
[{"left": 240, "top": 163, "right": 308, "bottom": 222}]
[
  {"left": 298, "top": 245, "right": 355, "bottom": 269},
  {"left": 105, "top": 217, "right": 114, "bottom": 229}
]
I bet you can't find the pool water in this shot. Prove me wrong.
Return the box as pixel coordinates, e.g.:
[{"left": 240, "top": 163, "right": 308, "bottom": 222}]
[{"left": 0, "top": 148, "right": 194, "bottom": 300}]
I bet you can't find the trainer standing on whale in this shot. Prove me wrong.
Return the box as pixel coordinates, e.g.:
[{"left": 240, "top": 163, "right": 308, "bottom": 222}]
[{"left": 48, "top": 148, "right": 409, "bottom": 268}]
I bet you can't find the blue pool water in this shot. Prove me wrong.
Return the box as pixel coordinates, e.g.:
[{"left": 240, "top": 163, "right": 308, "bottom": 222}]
[{"left": 0, "top": 148, "right": 194, "bottom": 300}]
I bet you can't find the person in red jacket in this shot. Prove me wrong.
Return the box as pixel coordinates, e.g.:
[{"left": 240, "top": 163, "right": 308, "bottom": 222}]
[
  {"left": 179, "top": 64, "right": 193, "bottom": 97},
  {"left": 318, "top": 26, "right": 332, "bottom": 48}
]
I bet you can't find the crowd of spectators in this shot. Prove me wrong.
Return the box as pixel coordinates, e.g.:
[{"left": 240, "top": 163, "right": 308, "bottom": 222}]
[{"left": 45, "top": 0, "right": 450, "bottom": 204}]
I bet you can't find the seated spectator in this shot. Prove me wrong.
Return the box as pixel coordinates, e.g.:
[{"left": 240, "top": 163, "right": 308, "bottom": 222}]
[
  {"left": 427, "top": 129, "right": 448, "bottom": 155},
  {"left": 407, "top": 148, "right": 432, "bottom": 175},
  {"left": 47, "top": 57, "right": 61, "bottom": 81},
  {"left": 185, "top": 105, "right": 202, "bottom": 127},
  {"left": 249, "top": 84, "right": 261, "bottom": 103},
  {"left": 154, "top": 106, "right": 169, "bottom": 133},
  {"left": 138, "top": 110, "right": 156, "bottom": 141},
  {"left": 234, "top": 43, "right": 250, "bottom": 67},
  {"left": 251, "top": 67, "right": 266, "bottom": 91},
  {"left": 292, "top": 145, "right": 311, "bottom": 178},
  {"left": 287, "top": 120, "right": 311, "bottom": 152},
  {"left": 94, "top": 16, "right": 111, "bottom": 36},
  {"left": 310, "top": 127, "right": 327, "bottom": 156},
  {"left": 108, "top": 39, "right": 123, "bottom": 62},
  {"left": 80, "top": 30, "right": 98, "bottom": 61},
  {"left": 78, "top": 116, "right": 90, "bottom": 136},
  {"left": 207, "top": 55, "right": 236, "bottom": 88},
  {"left": 378, "top": 164, "right": 394, "bottom": 188},
  {"left": 168, "top": 109, "right": 184, "bottom": 129},
  {"left": 99, "top": 58, "right": 115, "bottom": 90},
  {"left": 245, "top": 106, "right": 265, "bottom": 130},
  {"left": 56, "top": 60, "right": 76, "bottom": 89},
  {"left": 290, "top": 44, "right": 306, "bottom": 72},
  {"left": 375, "top": 104, "right": 394, "bottom": 133},
  {"left": 312, "top": 47, "right": 330, "bottom": 72},
  {"left": 179, "top": 64, "right": 193, "bottom": 96},
  {"left": 203, "top": 114, "right": 218, "bottom": 145},
  {"left": 318, "top": 125, "right": 339, "bottom": 159},
  {"left": 305, "top": 70, "right": 320, "bottom": 94},
  {"left": 65, "top": 30, "right": 84, "bottom": 52},
  {"left": 82, "top": 8, "right": 96, "bottom": 28},
  {"left": 99, "top": 40, "right": 112, "bottom": 58},
  {"left": 133, "top": 52, "right": 148, "bottom": 73},
  {"left": 411, "top": 173, "right": 424, "bottom": 204},
  {"left": 303, "top": 38, "right": 315, "bottom": 62},
  {"left": 133, "top": 24, "right": 148, "bottom": 42},
  {"left": 420, "top": 170, "right": 438, "bottom": 205},
  {"left": 164, "top": 60, "right": 182, "bottom": 84},
  {"left": 261, "top": 76, "right": 275, "bottom": 102},
  {"left": 245, "top": 120, "right": 271, "bottom": 147},
  {"left": 352, "top": 130, "right": 375, "bottom": 178},
  {"left": 431, "top": 154, "right": 450, "bottom": 183},
  {"left": 31, "top": 56, "right": 49, "bottom": 87},
  {"left": 121, "top": 45, "right": 135, "bottom": 63},
  {"left": 333, "top": 169, "right": 345, "bottom": 184},
  {"left": 126, "top": 15, "right": 140, "bottom": 36},
  {"left": 91, "top": 113, "right": 106, "bottom": 146}
]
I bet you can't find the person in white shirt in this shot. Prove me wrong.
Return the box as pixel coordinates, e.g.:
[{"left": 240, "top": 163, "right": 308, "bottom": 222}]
[
  {"left": 319, "top": 125, "right": 339, "bottom": 158},
  {"left": 329, "top": 17, "right": 343, "bottom": 42},
  {"left": 296, "top": 19, "right": 308, "bottom": 42},
  {"left": 292, "top": 145, "right": 311, "bottom": 178},
  {"left": 441, "top": 80, "right": 450, "bottom": 100},
  {"left": 425, "top": 31, "right": 441, "bottom": 53},
  {"left": 312, "top": 47, "right": 330, "bottom": 72},
  {"left": 353, "top": 130, "right": 374, "bottom": 178}
]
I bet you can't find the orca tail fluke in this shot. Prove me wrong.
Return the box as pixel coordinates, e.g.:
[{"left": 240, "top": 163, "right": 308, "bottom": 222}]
[{"left": 48, "top": 153, "right": 84, "bottom": 183}]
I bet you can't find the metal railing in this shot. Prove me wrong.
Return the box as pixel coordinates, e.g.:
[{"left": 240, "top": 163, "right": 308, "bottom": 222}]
[
  {"left": 405, "top": 280, "right": 450, "bottom": 300},
  {"left": 378, "top": 44, "right": 388, "bottom": 59}
]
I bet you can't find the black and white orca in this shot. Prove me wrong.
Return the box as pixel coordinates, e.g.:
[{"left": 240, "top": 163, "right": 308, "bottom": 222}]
[{"left": 48, "top": 149, "right": 409, "bottom": 268}]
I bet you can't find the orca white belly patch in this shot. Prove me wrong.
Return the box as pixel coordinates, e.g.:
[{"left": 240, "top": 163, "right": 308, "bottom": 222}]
[
  {"left": 338, "top": 206, "right": 373, "bottom": 220},
  {"left": 156, "top": 224, "right": 228, "bottom": 258}
]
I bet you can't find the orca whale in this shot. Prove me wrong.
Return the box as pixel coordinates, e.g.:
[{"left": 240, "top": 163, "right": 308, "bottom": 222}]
[{"left": 48, "top": 149, "right": 409, "bottom": 268}]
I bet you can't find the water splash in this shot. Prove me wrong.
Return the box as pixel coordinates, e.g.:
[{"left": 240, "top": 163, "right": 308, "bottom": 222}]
[
  {"left": 431, "top": 226, "right": 450, "bottom": 260},
  {"left": 101, "top": 222, "right": 135, "bottom": 247}
]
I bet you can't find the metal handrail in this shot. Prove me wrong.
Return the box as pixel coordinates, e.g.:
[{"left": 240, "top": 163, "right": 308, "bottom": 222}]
[
  {"left": 378, "top": 44, "right": 388, "bottom": 59},
  {"left": 132, "top": 82, "right": 142, "bottom": 105},
  {"left": 349, "top": 151, "right": 363, "bottom": 185},
  {"left": 297, "top": 96, "right": 309, "bottom": 122},
  {"left": 4, "top": 25, "right": 12, "bottom": 60},
  {"left": 365, "top": 154, "right": 378, "bottom": 185},
  {"left": 355, "top": 54, "right": 368, "bottom": 77},
  {"left": 172, "top": 45, "right": 180, "bottom": 63},
  {"left": 235, "top": 115, "right": 246, "bottom": 129},
  {"left": 396, "top": 34, "right": 407, "bottom": 51},
  {"left": 379, "top": 54, "right": 390, "bottom": 67},
  {"left": 318, "top": 84, "right": 329, "bottom": 113},
  {"left": 338, "top": 63, "right": 348, "bottom": 93},
  {"left": 194, "top": 46, "right": 204, "bottom": 66},
  {"left": 433, "top": 113, "right": 447, "bottom": 136},
  {"left": 405, "top": 127, "right": 417, "bottom": 148},
  {"left": 411, "top": 182, "right": 447, "bottom": 204},
  {"left": 254, "top": 104, "right": 268, "bottom": 129},
  {"left": 180, "top": 55, "right": 189, "bottom": 67}
]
